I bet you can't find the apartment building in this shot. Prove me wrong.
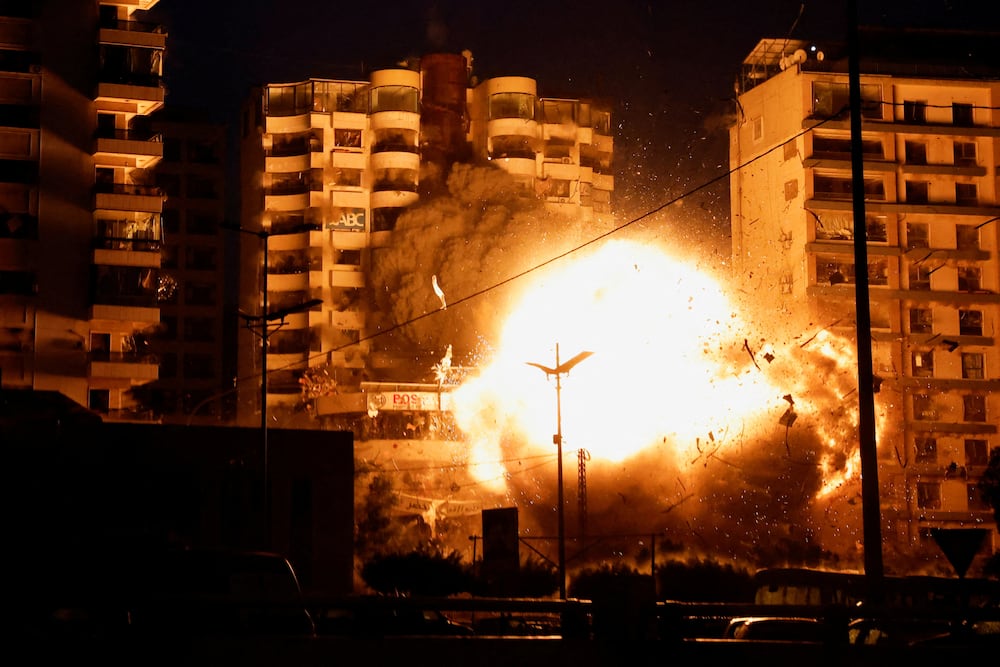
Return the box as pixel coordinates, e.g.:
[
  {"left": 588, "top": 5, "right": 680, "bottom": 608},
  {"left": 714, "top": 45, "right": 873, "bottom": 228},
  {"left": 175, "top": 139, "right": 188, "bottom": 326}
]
[
  {"left": 147, "top": 107, "right": 232, "bottom": 425},
  {"left": 238, "top": 51, "right": 613, "bottom": 431},
  {"left": 0, "top": 0, "right": 166, "bottom": 420},
  {"left": 730, "top": 29, "right": 999, "bottom": 562}
]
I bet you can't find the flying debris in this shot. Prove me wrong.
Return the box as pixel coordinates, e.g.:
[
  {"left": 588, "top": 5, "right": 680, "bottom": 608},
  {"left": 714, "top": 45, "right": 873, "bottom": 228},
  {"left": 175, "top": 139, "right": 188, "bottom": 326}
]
[{"left": 432, "top": 274, "right": 447, "bottom": 310}]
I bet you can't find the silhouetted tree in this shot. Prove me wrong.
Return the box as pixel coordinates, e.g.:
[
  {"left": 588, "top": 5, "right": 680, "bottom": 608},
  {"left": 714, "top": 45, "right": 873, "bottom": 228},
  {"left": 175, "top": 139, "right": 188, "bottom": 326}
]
[
  {"left": 656, "top": 558, "right": 756, "bottom": 602},
  {"left": 360, "top": 548, "right": 471, "bottom": 596}
]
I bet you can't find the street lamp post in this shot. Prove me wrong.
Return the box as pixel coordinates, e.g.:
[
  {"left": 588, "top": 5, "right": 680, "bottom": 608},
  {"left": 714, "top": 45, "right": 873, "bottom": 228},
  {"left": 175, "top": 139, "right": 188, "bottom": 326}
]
[
  {"left": 223, "top": 222, "right": 319, "bottom": 546},
  {"left": 527, "top": 344, "right": 594, "bottom": 600}
]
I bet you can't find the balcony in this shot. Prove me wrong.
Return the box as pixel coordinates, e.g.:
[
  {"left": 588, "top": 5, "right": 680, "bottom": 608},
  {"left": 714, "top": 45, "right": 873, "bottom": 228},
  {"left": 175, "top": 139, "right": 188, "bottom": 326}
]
[
  {"left": 89, "top": 350, "right": 159, "bottom": 381},
  {"left": 94, "top": 127, "right": 163, "bottom": 169},
  {"left": 93, "top": 182, "right": 163, "bottom": 213},
  {"left": 99, "top": 18, "right": 166, "bottom": 50}
]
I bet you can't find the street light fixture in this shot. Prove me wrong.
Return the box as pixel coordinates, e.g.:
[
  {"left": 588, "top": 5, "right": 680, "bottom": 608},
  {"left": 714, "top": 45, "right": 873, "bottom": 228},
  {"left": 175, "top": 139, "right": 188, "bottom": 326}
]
[{"left": 527, "top": 344, "right": 594, "bottom": 600}]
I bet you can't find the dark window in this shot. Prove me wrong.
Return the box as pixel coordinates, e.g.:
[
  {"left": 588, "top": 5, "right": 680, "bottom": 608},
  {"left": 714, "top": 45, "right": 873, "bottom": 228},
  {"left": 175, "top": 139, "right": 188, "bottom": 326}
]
[
  {"left": 956, "top": 226, "right": 979, "bottom": 251},
  {"left": 959, "top": 309, "right": 983, "bottom": 336},
  {"left": 906, "top": 222, "right": 928, "bottom": 249},
  {"left": 952, "top": 102, "right": 974, "bottom": 126},
  {"left": 184, "top": 281, "right": 216, "bottom": 306},
  {"left": 915, "top": 436, "right": 937, "bottom": 463},
  {"left": 958, "top": 266, "right": 981, "bottom": 292},
  {"left": 917, "top": 482, "right": 941, "bottom": 509},
  {"left": 956, "top": 183, "right": 977, "bottom": 206},
  {"left": 965, "top": 439, "right": 989, "bottom": 466},
  {"left": 909, "top": 308, "right": 932, "bottom": 334},
  {"left": 0, "top": 270, "right": 36, "bottom": 295},
  {"left": 904, "top": 141, "right": 927, "bottom": 165},
  {"left": 183, "top": 317, "right": 215, "bottom": 342},
  {"left": 904, "top": 100, "right": 926, "bottom": 123},
  {"left": 963, "top": 393, "right": 986, "bottom": 422},
  {"left": 183, "top": 352, "right": 216, "bottom": 379},
  {"left": 905, "top": 181, "right": 928, "bottom": 204}
]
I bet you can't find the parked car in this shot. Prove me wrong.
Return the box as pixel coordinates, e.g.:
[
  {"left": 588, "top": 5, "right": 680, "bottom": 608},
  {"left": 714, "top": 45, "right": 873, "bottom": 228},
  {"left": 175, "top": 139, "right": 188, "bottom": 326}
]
[
  {"left": 723, "top": 616, "right": 828, "bottom": 642},
  {"left": 32, "top": 547, "right": 315, "bottom": 640}
]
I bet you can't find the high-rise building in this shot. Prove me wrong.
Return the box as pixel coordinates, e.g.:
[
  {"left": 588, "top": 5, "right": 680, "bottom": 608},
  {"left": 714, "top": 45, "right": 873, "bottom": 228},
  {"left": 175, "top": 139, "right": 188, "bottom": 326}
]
[
  {"left": 148, "top": 106, "right": 232, "bottom": 425},
  {"left": 0, "top": 1, "right": 166, "bottom": 421},
  {"left": 730, "top": 29, "right": 999, "bottom": 562},
  {"left": 238, "top": 52, "right": 614, "bottom": 432}
]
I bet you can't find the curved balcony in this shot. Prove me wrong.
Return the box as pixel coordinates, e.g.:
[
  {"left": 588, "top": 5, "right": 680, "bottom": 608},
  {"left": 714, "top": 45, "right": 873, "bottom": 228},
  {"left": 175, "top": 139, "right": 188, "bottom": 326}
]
[
  {"left": 267, "top": 350, "right": 309, "bottom": 370},
  {"left": 267, "top": 230, "right": 310, "bottom": 251},
  {"left": 265, "top": 113, "right": 310, "bottom": 134},
  {"left": 488, "top": 117, "right": 539, "bottom": 141},
  {"left": 266, "top": 153, "right": 310, "bottom": 173},
  {"left": 264, "top": 191, "right": 309, "bottom": 211},
  {"left": 370, "top": 150, "right": 420, "bottom": 171},
  {"left": 371, "top": 189, "right": 418, "bottom": 209},
  {"left": 267, "top": 271, "right": 309, "bottom": 292},
  {"left": 369, "top": 110, "right": 420, "bottom": 132}
]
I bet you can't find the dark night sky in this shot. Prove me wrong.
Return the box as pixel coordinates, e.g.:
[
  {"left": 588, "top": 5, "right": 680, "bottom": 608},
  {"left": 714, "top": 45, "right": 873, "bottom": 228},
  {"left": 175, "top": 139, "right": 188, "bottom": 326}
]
[{"left": 147, "top": 1, "right": 999, "bottom": 250}]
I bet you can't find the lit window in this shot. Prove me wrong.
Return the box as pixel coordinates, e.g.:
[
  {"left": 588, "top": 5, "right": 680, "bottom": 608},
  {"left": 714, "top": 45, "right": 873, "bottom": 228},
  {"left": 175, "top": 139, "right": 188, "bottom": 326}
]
[
  {"left": 911, "top": 350, "right": 934, "bottom": 377},
  {"left": 961, "top": 353, "right": 985, "bottom": 380}
]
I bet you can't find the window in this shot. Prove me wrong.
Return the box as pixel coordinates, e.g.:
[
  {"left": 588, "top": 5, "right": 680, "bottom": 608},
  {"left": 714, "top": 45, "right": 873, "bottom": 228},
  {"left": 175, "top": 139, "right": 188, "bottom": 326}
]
[
  {"left": 908, "top": 264, "right": 932, "bottom": 290},
  {"left": 905, "top": 181, "right": 929, "bottom": 204},
  {"left": 812, "top": 82, "right": 882, "bottom": 119},
  {"left": 88, "top": 388, "right": 110, "bottom": 413},
  {"left": 751, "top": 116, "right": 763, "bottom": 142},
  {"left": 866, "top": 216, "right": 887, "bottom": 243},
  {"left": 956, "top": 183, "right": 978, "bottom": 206},
  {"left": 915, "top": 436, "right": 937, "bottom": 463},
  {"left": 333, "top": 129, "right": 362, "bottom": 151},
  {"left": 0, "top": 270, "right": 36, "bottom": 295},
  {"left": 489, "top": 92, "right": 535, "bottom": 121},
  {"left": 183, "top": 317, "right": 215, "bottom": 342},
  {"left": 961, "top": 352, "right": 984, "bottom": 379},
  {"left": 184, "top": 246, "right": 217, "bottom": 271},
  {"left": 909, "top": 308, "right": 932, "bottom": 334},
  {"left": 184, "top": 281, "right": 216, "bottom": 306},
  {"left": 186, "top": 212, "right": 218, "bottom": 236},
  {"left": 903, "top": 100, "right": 927, "bottom": 123},
  {"left": 333, "top": 249, "right": 362, "bottom": 266},
  {"left": 956, "top": 225, "right": 979, "bottom": 251},
  {"left": 370, "top": 85, "right": 418, "bottom": 113},
  {"left": 783, "top": 179, "right": 798, "bottom": 201},
  {"left": 911, "top": 350, "right": 934, "bottom": 377},
  {"left": 906, "top": 222, "right": 928, "bottom": 249},
  {"left": 814, "top": 175, "right": 885, "bottom": 200},
  {"left": 959, "top": 309, "right": 983, "bottom": 336},
  {"left": 965, "top": 439, "right": 989, "bottom": 466},
  {"left": 952, "top": 102, "right": 974, "bottom": 126},
  {"left": 963, "top": 393, "right": 986, "bottom": 422},
  {"left": 916, "top": 482, "right": 941, "bottom": 510},
  {"left": 912, "top": 393, "right": 936, "bottom": 420},
  {"left": 954, "top": 141, "right": 976, "bottom": 165},
  {"left": 904, "top": 141, "right": 927, "bottom": 165},
  {"left": 183, "top": 352, "right": 216, "bottom": 379},
  {"left": 186, "top": 175, "right": 218, "bottom": 199},
  {"left": 783, "top": 141, "right": 797, "bottom": 161},
  {"left": 330, "top": 167, "right": 362, "bottom": 187},
  {"left": 968, "top": 484, "right": 990, "bottom": 511},
  {"left": 958, "top": 266, "right": 981, "bottom": 292}
]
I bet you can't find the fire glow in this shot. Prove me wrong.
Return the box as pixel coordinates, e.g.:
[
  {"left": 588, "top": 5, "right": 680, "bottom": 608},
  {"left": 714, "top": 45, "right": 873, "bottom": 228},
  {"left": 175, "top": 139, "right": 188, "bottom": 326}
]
[{"left": 451, "top": 238, "right": 867, "bottom": 501}]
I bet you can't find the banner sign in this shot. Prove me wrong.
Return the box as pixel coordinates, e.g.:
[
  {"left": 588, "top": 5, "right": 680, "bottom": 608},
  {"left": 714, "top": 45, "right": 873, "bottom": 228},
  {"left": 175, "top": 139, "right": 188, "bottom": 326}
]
[{"left": 325, "top": 207, "right": 366, "bottom": 232}]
